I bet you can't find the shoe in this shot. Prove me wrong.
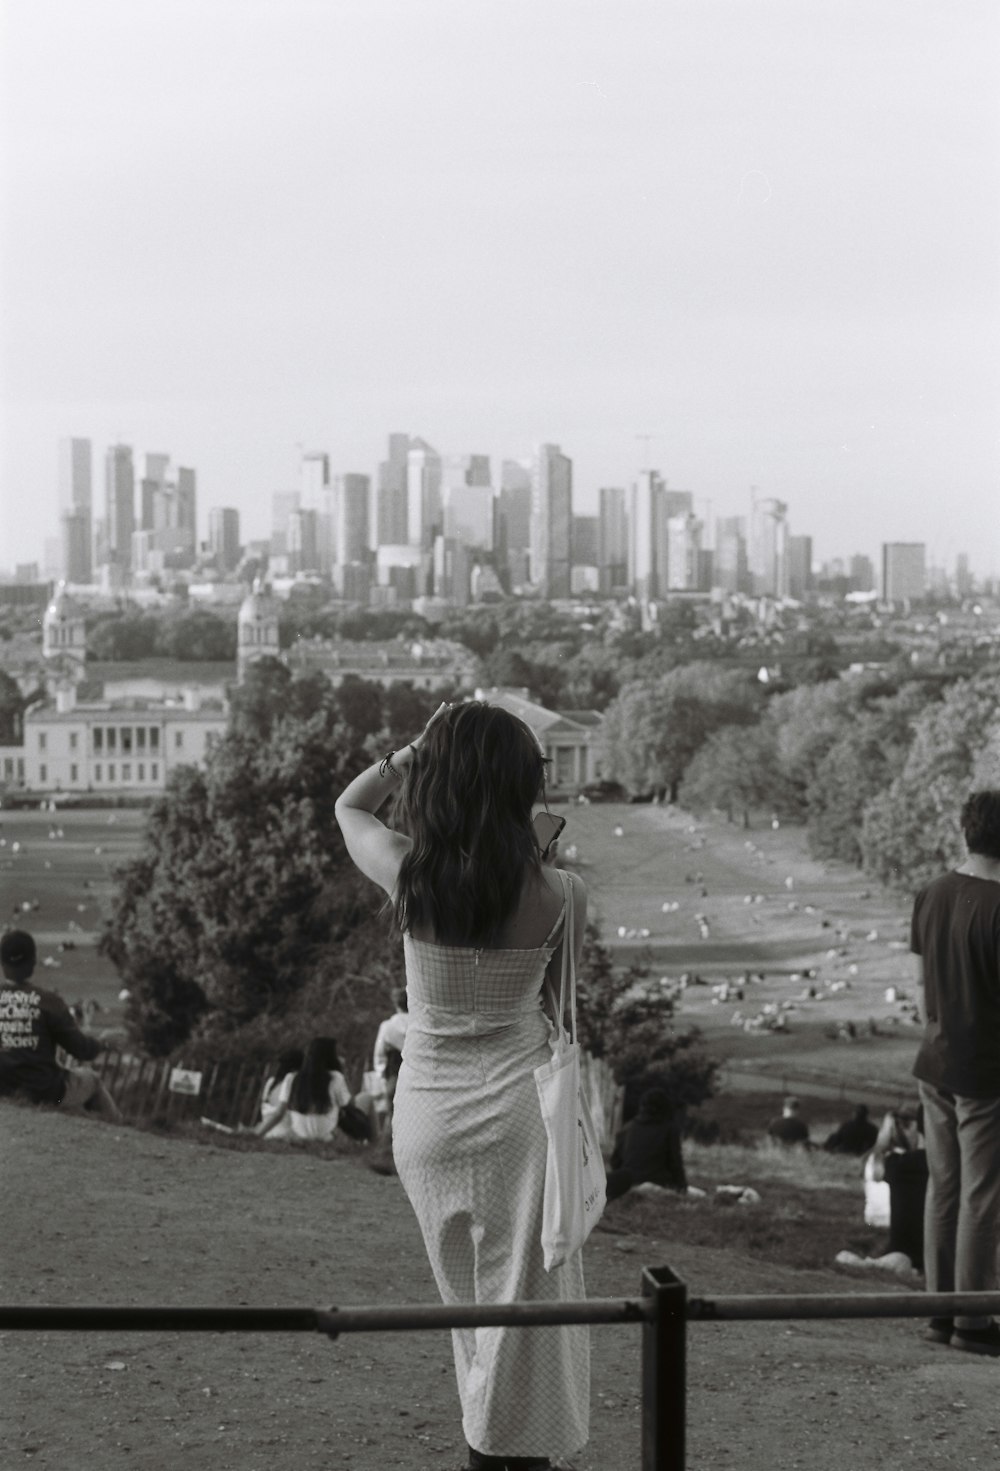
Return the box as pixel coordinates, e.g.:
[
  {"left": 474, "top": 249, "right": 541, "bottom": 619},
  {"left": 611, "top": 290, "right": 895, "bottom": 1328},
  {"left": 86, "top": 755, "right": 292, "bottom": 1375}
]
[
  {"left": 952, "top": 1321, "right": 1000, "bottom": 1356},
  {"left": 924, "top": 1317, "right": 954, "bottom": 1344}
]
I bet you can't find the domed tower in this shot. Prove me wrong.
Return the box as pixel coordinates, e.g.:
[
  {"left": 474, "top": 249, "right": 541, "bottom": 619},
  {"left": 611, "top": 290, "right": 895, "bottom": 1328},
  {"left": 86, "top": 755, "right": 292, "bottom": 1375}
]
[
  {"left": 42, "top": 584, "right": 87, "bottom": 676},
  {"left": 237, "top": 582, "right": 281, "bottom": 682}
]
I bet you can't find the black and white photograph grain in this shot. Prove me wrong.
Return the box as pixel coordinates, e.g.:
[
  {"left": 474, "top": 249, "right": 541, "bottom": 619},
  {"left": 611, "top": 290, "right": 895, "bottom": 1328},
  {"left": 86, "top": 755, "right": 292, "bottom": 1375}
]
[{"left": 1, "top": 3, "right": 999, "bottom": 1468}]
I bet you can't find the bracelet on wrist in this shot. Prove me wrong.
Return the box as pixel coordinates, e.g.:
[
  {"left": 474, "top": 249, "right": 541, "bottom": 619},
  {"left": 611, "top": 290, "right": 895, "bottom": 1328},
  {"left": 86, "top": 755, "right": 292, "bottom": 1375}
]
[{"left": 378, "top": 744, "right": 416, "bottom": 779}]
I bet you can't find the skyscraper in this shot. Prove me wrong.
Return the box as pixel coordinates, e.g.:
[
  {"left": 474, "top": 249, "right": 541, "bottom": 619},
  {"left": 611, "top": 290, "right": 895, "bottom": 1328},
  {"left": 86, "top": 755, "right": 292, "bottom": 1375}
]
[
  {"left": 376, "top": 433, "right": 411, "bottom": 546},
  {"left": 749, "top": 495, "right": 789, "bottom": 597},
  {"left": 59, "top": 437, "right": 92, "bottom": 583},
  {"left": 666, "top": 513, "right": 703, "bottom": 590},
  {"left": 407, "top": 439, "right": 442, "bottom": 551},
  {"left": 715, "top": 515, "right": 749, "bottom": 593},
  {"left": 334, "top": 473, "right": 370, "bottom": 567},
  {"left": 300, "top": 451, "right": 332, "bottom": 571},
  {"left": 787, "top": 535, "right": 813, "bottom": 599},
  {"left": 530, "top": 444, "right": 572, "bottom": 598},
  {"left": 287, "top": 507, "right": 320, "bottom": 573},
  {"left": 104, "top": 444, "right": 135, "bottom": 571},
  {"left": 881, "top": 543, "right": 926, "bottom": 604},
  {"left": 629, "top": 469, "right": 666, "bottom": 601},
  {"left": 597, "top": 487, "right": 628, "bottom": 593},
  {"left": 208, "top": 507, "right": 241, "bottom": 572}
]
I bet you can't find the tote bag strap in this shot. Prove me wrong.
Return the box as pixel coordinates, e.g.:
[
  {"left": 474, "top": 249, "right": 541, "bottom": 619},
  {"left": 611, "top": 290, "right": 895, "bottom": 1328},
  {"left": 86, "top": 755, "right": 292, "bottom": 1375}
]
[{"left": 555, "top": 868, "right": 577, "bottom": 1046}]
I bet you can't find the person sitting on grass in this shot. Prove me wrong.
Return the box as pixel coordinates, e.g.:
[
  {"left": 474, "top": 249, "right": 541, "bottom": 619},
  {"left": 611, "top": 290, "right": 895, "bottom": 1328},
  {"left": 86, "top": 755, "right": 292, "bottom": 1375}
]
[
  {"left": 605, "top": 1087, "right": 688, "bottom": 1201},
  {"left": 253, "top": 1035, "right": 374, "bottom": 1143},
  {"left": 823, "top": 1102, "right": 878, "bottom": 1155},
  {"left": 0, "top": 928, "right": 122, "bottom": 1122},
  {"left": 767, "top": 1096, "right": 810, "bottom": 1147},
  {"left": 257, "top": 1046, "right": 305, "bottom": 1140}
]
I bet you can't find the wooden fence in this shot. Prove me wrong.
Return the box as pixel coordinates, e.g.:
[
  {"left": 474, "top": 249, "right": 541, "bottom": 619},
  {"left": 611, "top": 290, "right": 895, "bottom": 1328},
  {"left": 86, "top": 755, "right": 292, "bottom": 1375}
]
[{"left": 83, "top": 1047, "right": 626, "bottom": 1145}]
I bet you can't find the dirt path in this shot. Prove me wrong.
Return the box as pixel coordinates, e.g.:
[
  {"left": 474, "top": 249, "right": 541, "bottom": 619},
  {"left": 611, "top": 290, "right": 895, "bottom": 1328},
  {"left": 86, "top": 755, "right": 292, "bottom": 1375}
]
[{"left": 3, "top": 1109, "right": 996, "bottom": 1471}]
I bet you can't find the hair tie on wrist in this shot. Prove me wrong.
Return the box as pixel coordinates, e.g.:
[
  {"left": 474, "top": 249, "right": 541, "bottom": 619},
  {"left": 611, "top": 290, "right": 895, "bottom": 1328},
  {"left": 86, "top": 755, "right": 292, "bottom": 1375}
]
[{"left": 379, "top": 751, "right": 399, "bottom": 778}]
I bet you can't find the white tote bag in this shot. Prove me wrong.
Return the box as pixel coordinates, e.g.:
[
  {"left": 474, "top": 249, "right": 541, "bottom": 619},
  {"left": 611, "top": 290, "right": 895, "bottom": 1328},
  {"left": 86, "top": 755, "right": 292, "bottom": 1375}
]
[{"left": 534, "top": 870, "right": 607, "bottom": 1271}]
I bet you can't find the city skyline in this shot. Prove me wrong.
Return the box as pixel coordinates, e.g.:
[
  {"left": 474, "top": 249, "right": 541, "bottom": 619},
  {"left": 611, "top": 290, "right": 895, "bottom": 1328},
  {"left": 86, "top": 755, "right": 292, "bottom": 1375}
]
[
  {"left": 2, "top": 3, "right": 998, "bottom": 573},
  {"left": 1, "top": 429, "right": 986, "bottom": 590}
]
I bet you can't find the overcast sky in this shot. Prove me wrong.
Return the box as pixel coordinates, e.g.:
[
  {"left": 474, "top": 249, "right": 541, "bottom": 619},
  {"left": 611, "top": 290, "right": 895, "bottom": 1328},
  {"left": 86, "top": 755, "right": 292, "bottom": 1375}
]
[{"left": 1, "top": 0, "right": 998, "bottom": 575}]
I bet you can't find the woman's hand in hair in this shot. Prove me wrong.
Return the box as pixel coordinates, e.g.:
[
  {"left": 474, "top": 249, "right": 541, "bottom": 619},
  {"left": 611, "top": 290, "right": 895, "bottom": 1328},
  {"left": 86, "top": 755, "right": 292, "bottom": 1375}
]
[{"left": 409, "top": 701, "right": 451, "bottom": 752}]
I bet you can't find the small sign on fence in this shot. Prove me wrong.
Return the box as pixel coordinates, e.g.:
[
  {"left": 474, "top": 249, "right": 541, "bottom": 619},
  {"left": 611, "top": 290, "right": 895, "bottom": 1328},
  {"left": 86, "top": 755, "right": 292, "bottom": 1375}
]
[{"left": 168, "top": 1067, "right": 203, "bottom": 1096}]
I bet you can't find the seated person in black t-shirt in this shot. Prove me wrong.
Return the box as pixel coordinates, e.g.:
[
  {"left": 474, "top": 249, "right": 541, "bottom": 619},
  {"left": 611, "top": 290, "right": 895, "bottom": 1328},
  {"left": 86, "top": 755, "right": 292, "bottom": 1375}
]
[
  {"left": 606, "top": 1086, "right": 688, "bottom": 1200},
  {"left": 0, "top": 929, "right": 122, "bottom": 1121},
  {"left": 823, "top": 1103, "right": 879, "bottom": 1155},
  {"left": 767, "top": 1096, "right": 810, "bottom": 1146}
]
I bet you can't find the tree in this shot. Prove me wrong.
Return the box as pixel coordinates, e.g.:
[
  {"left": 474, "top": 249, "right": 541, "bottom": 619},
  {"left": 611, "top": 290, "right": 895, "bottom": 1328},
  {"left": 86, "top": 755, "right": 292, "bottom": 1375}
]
[
  {"left": 602, "top": 664, "right": 762, "bottom": 800},
  {"left": 87, "top": 611, "right": 160, "bottom": 661},
  {"left": 101, "top": 681, "right": 382, "bottom": 1057},
  {"left": 860, "top": 672, "right": 1000, "bottom": 891},
  {"left": 804, "top": 685, "right": 926, "bottom": 864},
  {"left": 681, "top": 722, "right": 788, "bottom": 826},
  {"left": 156, "top": 608, "right": 237, "bottom": 661},
  {"left": 575, "top": 926, "right": 717, "bottom": 1117}
]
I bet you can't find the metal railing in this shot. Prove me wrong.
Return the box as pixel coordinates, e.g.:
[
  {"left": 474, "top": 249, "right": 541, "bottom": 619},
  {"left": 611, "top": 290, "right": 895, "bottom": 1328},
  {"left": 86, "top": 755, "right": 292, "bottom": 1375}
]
[{"left": 4, "top": 1269, "right": 1000, "bottom": 1470}]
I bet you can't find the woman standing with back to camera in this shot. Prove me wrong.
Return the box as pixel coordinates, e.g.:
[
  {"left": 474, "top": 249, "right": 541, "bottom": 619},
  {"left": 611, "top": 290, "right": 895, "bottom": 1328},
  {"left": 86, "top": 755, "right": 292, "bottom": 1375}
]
[{"left": 336, "top": 701, "right": 589, "bottom": 1471}]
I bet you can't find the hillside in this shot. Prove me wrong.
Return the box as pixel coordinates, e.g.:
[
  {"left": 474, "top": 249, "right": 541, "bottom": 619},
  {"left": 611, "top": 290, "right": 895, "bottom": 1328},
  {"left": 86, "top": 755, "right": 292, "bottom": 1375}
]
[{"left": 2, "top": 1107, "right": 995, "bottom": 1471}]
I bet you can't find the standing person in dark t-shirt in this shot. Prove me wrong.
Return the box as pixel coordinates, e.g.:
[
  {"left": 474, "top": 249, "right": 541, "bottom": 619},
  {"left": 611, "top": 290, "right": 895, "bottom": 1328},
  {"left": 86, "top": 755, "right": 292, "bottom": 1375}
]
[
  {"left": 0, "top": 929, "right": 122, "bottom": 1121},
  {"left": 911, "top": 790, "right": 1000, "bottom": 1357}
]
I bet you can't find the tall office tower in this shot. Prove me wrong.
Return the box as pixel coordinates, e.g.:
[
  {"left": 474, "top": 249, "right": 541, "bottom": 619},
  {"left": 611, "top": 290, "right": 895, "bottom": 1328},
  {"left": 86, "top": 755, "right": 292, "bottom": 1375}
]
[
  {"left": 407, "top": 439, "right": 442, "bottom": 551},
  {"left": 571, "top": 515, "right": 599, "bottom": 568},
  {"left": 787, "top": 534, "right": 813, "bottom": 599},
  {"left": 176, "top": 467, "right": 196, "bottom": 543},
  {"left": 955, "top": 553, "right": 973, "bottom": 598},
  {"left": 433, "top": 534, "right": 472, "bottom": 606},
  {"left": 629, "top": 469, "right": 666, "bottom": 601},
  {"left": 104, "top": 444, "right": 135, "bottom": 570},
  {"left": 58, "top": 438, "right": 93, "bottom": 583},
  {"left": 208, "top": 507, "right": 241, "bottom": 572},
  {"left": 271, "top": 491, "right": 301, "bottom": 557},
  {"left": 60, "top": 510, "right": 91, "bottom": 583},
  {"left": 498, "top": 460, "right": 532, "bottom": 548},
  {"left": 441, "top": 454, "right": 494, "bottom": 551},
  {"left": 749, "top": 495, "right": 789, "bottom": 597},
  {"left": 300, "top": 451, "right": 332, "bottom": 571},
  {"left": 881, "top": 543, "right": 926, "bottom": 603},
  {"left": 715, "top": 515, "right": 749, "bottom": 593},
  {"left": 287, "top": 507, "right": 320, "bottom": 574},
  {"left": 529, "top": 444, "right": 572, "bottom": 598},
  {"left": 666, "top": 513, "right": 703, "bottom": 590},
  {"left": 334, "top": 473, "right": 370, "bottom": 566},
  {"left": 598, "top": 487, "right": 628, "bottom": 593},
  {"left": 376, "top": 433, "right": 411, "bottom": 546},
  {"left": 849, "top": 553, "right": 875, "bottom": 593}
]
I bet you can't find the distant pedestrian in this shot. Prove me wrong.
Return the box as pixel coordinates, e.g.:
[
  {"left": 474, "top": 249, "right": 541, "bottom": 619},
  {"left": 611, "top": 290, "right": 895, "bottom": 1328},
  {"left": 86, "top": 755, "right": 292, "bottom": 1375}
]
[
  {"left": 0, "top": 929, "right": 121, "bottom": 1121},
  {"left": 767, "top": 1096, "right": 810, "bottom": 1147},
  {"left": 823, "top": 1103, "right": 878, "bottom": 1155},
  {"left": 911, "top": 789, "right": 1000, "bottom": 1356}
]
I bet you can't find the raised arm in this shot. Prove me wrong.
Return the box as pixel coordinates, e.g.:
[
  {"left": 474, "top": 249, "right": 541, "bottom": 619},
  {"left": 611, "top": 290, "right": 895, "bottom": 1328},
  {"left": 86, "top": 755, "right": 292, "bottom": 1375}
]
[{"left": 334, "top": 705, "right": 448, "bottom": 895}]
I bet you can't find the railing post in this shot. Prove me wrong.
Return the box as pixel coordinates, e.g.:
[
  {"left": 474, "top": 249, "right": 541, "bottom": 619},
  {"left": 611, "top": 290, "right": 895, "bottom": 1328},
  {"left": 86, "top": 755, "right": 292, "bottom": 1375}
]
[{"left": 640, "top": 1265, "right": 686, "bottom": 1471}]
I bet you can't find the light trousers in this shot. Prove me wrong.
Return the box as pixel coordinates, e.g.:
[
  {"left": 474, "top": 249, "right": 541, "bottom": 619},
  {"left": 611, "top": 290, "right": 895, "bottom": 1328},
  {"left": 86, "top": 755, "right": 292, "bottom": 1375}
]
[{"left": 918, "top": 1080, "right": 1000, "bottom": 1330}]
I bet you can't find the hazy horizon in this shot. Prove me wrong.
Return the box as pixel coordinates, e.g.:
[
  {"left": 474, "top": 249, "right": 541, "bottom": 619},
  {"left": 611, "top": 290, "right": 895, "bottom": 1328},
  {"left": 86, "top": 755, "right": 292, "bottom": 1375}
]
[{"left": 2, "top": 1, "right": 998, "bottom": 575}]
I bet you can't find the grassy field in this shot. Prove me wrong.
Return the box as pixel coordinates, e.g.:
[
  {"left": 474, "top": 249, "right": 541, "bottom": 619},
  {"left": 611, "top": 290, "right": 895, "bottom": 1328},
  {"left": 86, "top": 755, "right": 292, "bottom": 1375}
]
[
  {"left": 1, "top": 806, "right": 148, "bottom": 1021},
  {"left": 1, "top": 797, "right": 925, "bottom": 1107}
]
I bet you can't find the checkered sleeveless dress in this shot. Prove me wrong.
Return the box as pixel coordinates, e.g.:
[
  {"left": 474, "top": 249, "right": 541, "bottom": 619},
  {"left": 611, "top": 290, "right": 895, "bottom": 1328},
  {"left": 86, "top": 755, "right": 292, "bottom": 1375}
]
[{"left": 392, "top": 882, "right": 590, "bottom": 1460}]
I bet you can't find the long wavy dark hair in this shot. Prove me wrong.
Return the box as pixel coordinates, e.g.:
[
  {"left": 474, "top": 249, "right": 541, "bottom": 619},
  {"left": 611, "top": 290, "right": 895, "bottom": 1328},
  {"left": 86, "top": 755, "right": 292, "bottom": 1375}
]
[
  {"left": 289, "top": 1036, "right": 343, "bottom": 1114},
  {"left": 392, "top": 701, "right": 546, "bottom": 945}
]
